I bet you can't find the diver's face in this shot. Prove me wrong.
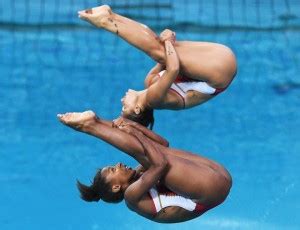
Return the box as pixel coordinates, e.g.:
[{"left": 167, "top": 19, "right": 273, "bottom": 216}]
[
  {"left": 101, "top": 163, "right": 136, "bottom": 186},
  {"left": 121, "top": 89, "right": 139, "bottom": 117}
]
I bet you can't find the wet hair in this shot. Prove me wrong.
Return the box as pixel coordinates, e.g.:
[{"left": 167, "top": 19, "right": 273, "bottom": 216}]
[
  {"left": 125, "top": 108, "right": 154, "bottom": 130},
  {"left": 76, "top": 169, "right": 124, "bottom": 203}
]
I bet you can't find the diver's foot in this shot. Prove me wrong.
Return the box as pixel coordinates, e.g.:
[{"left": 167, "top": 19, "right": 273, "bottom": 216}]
[
  {"left": 78, "top": 5, "right": 113, "bottom": 28},
  {"left": 57, "top": 110, "right": 96, "bottom": 131}
]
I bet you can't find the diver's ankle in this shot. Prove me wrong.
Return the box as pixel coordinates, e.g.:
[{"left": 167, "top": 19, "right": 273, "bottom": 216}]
[
  {"left": 98, "top": 14, "right": 119, "bottom": 34},
  {"left": 80, "top": 118, "right": 98, "bottom": 132}
]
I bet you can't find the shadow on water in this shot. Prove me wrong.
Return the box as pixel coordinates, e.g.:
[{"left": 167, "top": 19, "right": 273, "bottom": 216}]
[{"left": 272, "top": 81, "right": 300, "bottom": 94}]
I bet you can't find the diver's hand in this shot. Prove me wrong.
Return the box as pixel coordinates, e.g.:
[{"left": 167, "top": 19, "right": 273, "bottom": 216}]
[
  {"left": 112, "top": 116, "right": 125, "bottom": 128},
  {"left": 118, "top": 123, "right": 135, "bottom": 134},
  {"left": 113, "top": 117, "right": 141, "bottom": 135},
  {"left": 159, "top": 29, "right": 176, "bottom": 45},
  {"left": 112, "top": 116, "right": 137, "bottom": 128}
]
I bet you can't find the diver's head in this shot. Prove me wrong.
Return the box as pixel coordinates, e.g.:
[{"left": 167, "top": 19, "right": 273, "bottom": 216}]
[
  {"left": 121, "top": 89, "right": 154, "bottom": 129},
  {"left": 77, "top": 163, "right": 136, "bottom": 203},
  {"left": 121, "top": 89, "right": 141, "bottom": 116}
]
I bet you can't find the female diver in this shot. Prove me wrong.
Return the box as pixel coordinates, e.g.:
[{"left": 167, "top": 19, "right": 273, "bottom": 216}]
[
  {"left": 58, "top": 111, "right": 232, "bottom": 223},
  {"left": 78, "top": 5, "right": 237, "bottom": 128}
]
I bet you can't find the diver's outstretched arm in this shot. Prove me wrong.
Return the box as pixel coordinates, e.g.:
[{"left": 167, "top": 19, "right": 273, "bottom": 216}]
[
  {"left": 78, "top": 5, "right": 166, "bottom": 63},
  {"left": 124, "top": 126, "right": 168, "bottom": 204},
  {"left": 145, "top": 40, "right": 179, "bottom": 107},
  {"left": 58, "top": 111, "right": 150, "bottom": 168}
]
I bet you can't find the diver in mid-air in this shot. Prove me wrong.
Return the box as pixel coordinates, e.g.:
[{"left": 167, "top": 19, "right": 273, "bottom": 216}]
[
  {"left": 58, "top": 111, "right": 232, "bottom": 223},
  {"left": 78, "top": 5, "right": 237, "bottom": 128}
]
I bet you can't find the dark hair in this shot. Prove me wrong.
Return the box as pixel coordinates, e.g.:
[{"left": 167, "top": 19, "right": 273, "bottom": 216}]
[
  {"left": 76, "top": 169, "right": 124, "bottom": 203},
  {"left": 125, "top": 108, "right": 154, "bottom": 130}
]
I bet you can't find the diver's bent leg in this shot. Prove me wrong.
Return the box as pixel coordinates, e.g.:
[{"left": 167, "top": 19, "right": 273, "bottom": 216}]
[
  {"left": 79, "top": 5, "right": 165, "bottom": 63},
  {"left": 164, "top": 148, "right": 232, "bottom": 183},
  {"left": 111, "top": 13, "right": 165, "bottom": 63},
  {"left": 58, "top": 111, "right": 150, "bottom": 167}
]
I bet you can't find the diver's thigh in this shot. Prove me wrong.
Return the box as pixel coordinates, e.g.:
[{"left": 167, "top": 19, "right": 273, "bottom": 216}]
[{"left": 163, "top": 154, "right": 217, "bottom": 200}]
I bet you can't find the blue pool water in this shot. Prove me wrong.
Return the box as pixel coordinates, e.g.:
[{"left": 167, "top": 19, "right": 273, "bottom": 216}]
[{"left": 1, "top": 1, "right": 300, "bottom": 229}]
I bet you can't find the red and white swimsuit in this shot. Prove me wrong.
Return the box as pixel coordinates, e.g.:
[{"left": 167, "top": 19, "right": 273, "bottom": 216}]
[
  {"left": 158, "top": 70, "right": 227, "bottom": 108},
  {"left": 148, "top": 185, "right": 209, "bottom": 215}
]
